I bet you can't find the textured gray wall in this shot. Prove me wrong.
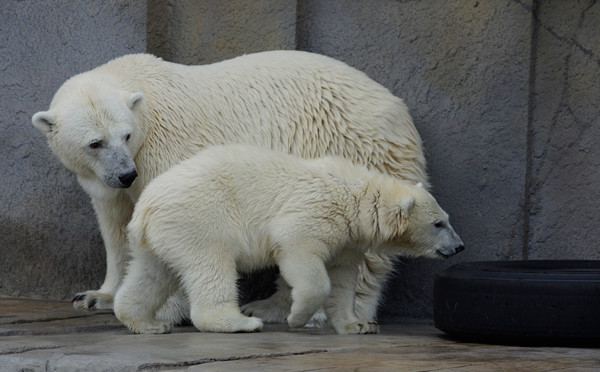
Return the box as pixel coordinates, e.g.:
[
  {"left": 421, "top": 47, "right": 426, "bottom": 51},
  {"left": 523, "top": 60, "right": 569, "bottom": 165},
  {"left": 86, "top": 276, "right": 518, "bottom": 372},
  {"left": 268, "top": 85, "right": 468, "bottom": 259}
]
[
  {"left": 147, "top": 0, "right": 297, "bottom": 64},
  {"left": 1, "top": 0, "right": 599, "bottom": 322},
  {"left": 0, "top": 1, "right": 146, "bottom": 298},
  {"left": 528, "top": 1, "right": 600, "bottom": 260}
]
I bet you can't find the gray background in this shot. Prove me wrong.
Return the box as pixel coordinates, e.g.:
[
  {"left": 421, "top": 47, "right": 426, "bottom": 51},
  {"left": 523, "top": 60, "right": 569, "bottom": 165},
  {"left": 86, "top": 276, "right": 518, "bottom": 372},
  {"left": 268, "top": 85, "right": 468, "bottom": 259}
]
[{"left": 1, "top": 0, "right": 598, "bottom": 322}]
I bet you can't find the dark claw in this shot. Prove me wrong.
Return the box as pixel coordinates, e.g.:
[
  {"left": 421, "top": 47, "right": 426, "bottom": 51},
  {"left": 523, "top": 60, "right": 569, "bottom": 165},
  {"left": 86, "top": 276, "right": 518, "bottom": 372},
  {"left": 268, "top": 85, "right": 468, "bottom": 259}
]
[
  {"left": 72, "top": 294, "right": 85, "bottom": 303},
  {"left": 88, "top": 299, "right": 97, "bottom": 308}
]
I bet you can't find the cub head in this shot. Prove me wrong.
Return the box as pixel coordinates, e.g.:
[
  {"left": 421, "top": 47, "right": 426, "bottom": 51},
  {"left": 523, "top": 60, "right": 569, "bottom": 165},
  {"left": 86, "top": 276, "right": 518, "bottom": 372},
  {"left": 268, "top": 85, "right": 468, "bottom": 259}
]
[
  {"left": 372, "top": 181, "right": 464, "bottom": 259},
  {"left": 32, "top": 76, "right": 145, "bottom": 192}
]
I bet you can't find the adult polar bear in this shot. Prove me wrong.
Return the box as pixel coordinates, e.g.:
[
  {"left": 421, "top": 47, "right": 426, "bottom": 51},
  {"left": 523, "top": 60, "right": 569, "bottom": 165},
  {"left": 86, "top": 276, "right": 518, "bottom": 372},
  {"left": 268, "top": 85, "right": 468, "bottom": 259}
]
[{"left": 32, "top": 50, "right": 428, "bottom": 325}]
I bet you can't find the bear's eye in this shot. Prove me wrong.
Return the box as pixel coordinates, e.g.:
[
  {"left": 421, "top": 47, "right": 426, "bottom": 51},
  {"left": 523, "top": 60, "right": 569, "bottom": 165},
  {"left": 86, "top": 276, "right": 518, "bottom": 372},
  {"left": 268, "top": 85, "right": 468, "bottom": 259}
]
[
  {"left": 89, "top": 141, "right": 102, "bottom": 149},
  {"left": 434, "top": 220, "right": 445, "bottom": 228},
  {"left": 125, "top": 134, "right": 131, "bottom": 142}
]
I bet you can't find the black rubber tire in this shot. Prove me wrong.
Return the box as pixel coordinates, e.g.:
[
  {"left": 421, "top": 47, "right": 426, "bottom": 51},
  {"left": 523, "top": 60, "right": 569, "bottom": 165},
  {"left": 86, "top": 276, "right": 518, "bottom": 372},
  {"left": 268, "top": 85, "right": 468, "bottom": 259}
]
[{"left": 434, "top": 260, "right": 600, "bottom": 342}]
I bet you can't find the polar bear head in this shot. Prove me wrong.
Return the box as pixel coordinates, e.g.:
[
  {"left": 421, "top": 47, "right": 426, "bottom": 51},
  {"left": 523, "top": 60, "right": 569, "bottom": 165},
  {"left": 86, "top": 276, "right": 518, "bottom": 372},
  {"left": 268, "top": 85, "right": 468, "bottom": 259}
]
[
  {"left": 366, "top": 180, "right": 464, "bottom": 259},
  {"left": 32, "top": 75, "right": 145, "bottom": 193}
]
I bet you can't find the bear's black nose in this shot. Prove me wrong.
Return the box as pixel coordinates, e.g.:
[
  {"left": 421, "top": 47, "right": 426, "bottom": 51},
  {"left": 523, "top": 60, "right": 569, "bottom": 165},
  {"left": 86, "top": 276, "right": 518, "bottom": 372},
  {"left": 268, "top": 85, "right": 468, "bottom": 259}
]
[
  {"left": 455, "top": 245, "right": 465, "bottom": 254},
  {"left": 119, "top": 170, "right": 138, "bottom": 188}
]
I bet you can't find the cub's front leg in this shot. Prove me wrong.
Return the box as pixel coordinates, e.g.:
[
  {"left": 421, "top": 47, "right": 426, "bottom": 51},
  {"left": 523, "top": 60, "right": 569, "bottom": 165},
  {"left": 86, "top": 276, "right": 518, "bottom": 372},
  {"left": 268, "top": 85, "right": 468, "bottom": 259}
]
[
  {"left": 276, "top": 242, "right": 332, "bottom": 329},
  {"left": 325, "top": 252, "right": 379, "bottom": 335},
  {"left": 174, "top": 244, "right": 263, "bottom": 333},
  {"left": 72, "top": 194, "right": 133, "bottom": 311}
]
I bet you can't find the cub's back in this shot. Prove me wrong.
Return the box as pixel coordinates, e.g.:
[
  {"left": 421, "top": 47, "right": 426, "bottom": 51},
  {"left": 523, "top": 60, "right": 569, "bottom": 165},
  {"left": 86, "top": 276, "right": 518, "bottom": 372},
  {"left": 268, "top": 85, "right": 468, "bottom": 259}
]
[{"left": 139, "top": 145, "right": 363, "bottom": 223}]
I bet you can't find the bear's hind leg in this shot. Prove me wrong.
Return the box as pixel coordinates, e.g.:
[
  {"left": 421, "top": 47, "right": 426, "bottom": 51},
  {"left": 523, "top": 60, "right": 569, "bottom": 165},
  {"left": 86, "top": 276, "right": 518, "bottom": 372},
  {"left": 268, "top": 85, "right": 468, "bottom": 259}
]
[
  {"left": 353, "top": 252, "right": 395, "bottom": 322},
  {"left": 155, "top": 288, "right": 190, "bottom": 325},
  {"left": 240, "top": 276, "right": 292, "bottom": 322},
  {"left": 175, "top": 245, "right": 263, "bottom": 333},
  {"left": 114, "top": 249, "right": 176, "bottom": 334}
]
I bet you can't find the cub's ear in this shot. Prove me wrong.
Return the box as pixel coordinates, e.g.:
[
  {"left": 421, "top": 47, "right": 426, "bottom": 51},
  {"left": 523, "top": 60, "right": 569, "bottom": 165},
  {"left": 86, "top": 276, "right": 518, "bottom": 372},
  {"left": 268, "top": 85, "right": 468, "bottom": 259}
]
[
  {"left": 127, "top": 92, "right": 144, "bottom": 111},
  {"left": 399, "top": 196, "right": 415, "bottom": 217},
  {"left": 416, "top": 182, "right": 424, "bottom": 189},
  {"left": 379, "top": 195, "right": 416, "bottom": 237},
  {"left": 32, "top": 111, "right": 57, "bottom": 134}
]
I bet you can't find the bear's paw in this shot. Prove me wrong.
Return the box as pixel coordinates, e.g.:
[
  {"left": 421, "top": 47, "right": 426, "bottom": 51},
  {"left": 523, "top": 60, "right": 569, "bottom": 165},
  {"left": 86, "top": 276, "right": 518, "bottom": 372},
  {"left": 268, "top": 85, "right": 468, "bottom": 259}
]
[
  {"left": 337, "top": 320, "right": 379, "bottom": 335},
  {"left": 72, "top": 291, "right": 114, "bottom": 311},
  {"left": 135, "top": 320, "right": 173, "bottom": 334}
]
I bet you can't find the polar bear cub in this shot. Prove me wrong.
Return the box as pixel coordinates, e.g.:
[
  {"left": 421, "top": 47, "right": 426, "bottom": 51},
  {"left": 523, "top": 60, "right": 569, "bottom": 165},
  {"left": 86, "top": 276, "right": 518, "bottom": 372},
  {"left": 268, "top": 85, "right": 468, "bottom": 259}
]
[{"left": 114, "top": 145, "right": 463, "bottom": 335}]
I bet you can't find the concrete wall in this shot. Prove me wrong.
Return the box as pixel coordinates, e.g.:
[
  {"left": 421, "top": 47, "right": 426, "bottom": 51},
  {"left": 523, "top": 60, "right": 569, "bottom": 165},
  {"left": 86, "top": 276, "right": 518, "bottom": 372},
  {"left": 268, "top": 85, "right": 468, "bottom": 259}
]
[
  {"left": 147, "top": 0, "right": 297, "bottom": 64},
  {"left": 1, "top": 0, "right": 598, "bottom": 321},
  {"left": 0, "top": 1, "right": 146, "bottom": 298},
  {"left": 527, "top": 1, "right": 600, "bottom": 260}
]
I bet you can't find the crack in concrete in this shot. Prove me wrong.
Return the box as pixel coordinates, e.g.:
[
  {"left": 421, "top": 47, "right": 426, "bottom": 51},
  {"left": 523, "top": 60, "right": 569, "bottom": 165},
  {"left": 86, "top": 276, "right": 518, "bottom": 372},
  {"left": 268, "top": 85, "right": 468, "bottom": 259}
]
[
  {"left": 1, "top": 311, "right": 114, "bottom": 326},
  {"left": 0, "top": 345, "right": 62, "bottom": 356},
  {"left": 513, "top": 0, "right": 600, "bottom": 66},
  {"left": 136, "top": 343, "right": 441, "bottom": 371},
  {"left": 3, "top": 316, "right": 94, "bottom": 326},
  {"left": 136, "top": 349, "right": 330, "bottom": 371}
]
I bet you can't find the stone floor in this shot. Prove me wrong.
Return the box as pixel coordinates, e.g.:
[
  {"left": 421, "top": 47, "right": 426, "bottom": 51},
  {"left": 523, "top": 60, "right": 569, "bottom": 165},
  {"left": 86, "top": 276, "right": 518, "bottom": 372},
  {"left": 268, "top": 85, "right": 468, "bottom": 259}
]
[{"left": 0, "top": 298, "right": 598, "bottom": 371}]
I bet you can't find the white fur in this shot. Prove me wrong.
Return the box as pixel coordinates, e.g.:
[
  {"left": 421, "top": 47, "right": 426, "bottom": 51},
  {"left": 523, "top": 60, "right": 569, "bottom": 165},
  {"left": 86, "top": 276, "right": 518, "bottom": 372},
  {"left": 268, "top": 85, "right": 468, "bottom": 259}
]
[
  {"left": 114, "top": 145, "right": 462, "bottom": 334},
  {"left": 31, "top": 51, "right": 428, "bottom": 323}
]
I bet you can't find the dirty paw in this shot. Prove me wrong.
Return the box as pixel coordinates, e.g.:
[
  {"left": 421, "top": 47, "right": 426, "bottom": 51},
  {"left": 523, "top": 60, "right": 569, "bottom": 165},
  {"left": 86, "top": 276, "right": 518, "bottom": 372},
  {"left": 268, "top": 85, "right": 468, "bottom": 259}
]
[
  {"left": 136, "top": 320, "right": 173, "bottom": 334},
  {"left": 339, "top": 321, "right": 379, "bottom": 334},
  {"left": 72, "top": 291, "right": 114, "bottom": 310}
]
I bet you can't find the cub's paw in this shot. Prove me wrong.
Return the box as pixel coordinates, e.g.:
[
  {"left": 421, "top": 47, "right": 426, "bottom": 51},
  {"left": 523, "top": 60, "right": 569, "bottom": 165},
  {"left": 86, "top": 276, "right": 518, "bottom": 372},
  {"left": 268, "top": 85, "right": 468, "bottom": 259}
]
[
  {"left": 241, "top": 299, "right": 289, "bottom": 323},
  {"left": 72, "top": 291, "right": 114, "bottom": 310},
  {"left": 337, "top": 321, "right": 379, "bottom": 335},
  {"left": 194, "top": 313, "right": 264, "bottom": 333},
  {"left": 233, "top": 316, "right": 264, "bottom": 333},
  {"left": 136, "top": 320, "right": 173, "bottom": 334},
  {"left": 304, "top": 310, "right": 327, "bottom": 328},
  {"left": 287, "top": 311, "right": 314, "bottom": 329}
]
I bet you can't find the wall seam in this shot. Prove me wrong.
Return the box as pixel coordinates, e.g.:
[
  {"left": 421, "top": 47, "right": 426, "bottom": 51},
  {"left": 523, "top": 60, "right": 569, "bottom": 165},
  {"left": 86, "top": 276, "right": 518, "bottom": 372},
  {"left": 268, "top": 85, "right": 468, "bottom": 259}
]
[
  {"left": 523, "top": 0, "right": 540, "bottom": 261},
  {"left": 295, "top": 0, "right": 306, "bottom": 51}
]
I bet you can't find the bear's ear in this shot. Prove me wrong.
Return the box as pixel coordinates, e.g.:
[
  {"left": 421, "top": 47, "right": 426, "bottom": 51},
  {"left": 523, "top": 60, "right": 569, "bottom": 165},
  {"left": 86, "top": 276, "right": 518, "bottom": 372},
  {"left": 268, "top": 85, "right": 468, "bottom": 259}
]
[
  {"left": 32, "top": 111, "right": 57, "bottom": 134},
  {"left": 379, "top": 195, "right": 415, "bottom": 238},
  {"left": 399, "top": 196, "right": 415, "bottom": 217},
  {"left": 394, "top": 196, "right": 415, "bottom": 235},
  {"left": 127, "top": 92, "right": 144, "bottom": 111},
  {"left": 416, "top": 182, "right": 424, "bottom": 189}
]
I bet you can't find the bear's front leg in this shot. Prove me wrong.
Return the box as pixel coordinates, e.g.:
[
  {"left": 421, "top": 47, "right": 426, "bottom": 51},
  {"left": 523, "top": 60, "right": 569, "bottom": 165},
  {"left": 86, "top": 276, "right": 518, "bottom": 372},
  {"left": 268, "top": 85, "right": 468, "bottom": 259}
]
[
  {"left": 175, "top": 244, "right": 263, "bottom": 333},
  {"left": 325, "top": 251, "right": 379, "bottom": 335},
  {"left": 277, "top": 246, "right": 331, "bottom": 329},
  {"left": 240, "top": 276, "right": 328, "bottom": 328},
  {"left": 72, "top": 195, "right": 133, "bottom": 311}
]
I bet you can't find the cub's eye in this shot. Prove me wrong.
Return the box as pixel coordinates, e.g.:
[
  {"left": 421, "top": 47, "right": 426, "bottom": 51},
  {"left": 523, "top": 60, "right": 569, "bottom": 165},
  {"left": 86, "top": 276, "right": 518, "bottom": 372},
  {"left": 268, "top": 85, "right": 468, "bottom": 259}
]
[
  {"left": 89, "top": 141, "right": 102, "bottom": 149},
  {"left": 125, "top": 134, "right": 131, "bottom": 142},
  {"left": 434, "top": 221, "right": 445, "bottom": 228}
]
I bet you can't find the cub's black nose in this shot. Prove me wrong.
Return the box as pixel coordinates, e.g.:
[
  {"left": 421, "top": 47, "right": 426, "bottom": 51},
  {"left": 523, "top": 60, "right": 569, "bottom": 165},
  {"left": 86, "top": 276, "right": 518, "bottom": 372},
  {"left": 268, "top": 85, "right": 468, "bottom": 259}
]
[
  {"left": 119, "top": 170, "right": 138, "bottom": 188},
  {"left": 455, "top": 245, "right": 465, "bottom": 254}
]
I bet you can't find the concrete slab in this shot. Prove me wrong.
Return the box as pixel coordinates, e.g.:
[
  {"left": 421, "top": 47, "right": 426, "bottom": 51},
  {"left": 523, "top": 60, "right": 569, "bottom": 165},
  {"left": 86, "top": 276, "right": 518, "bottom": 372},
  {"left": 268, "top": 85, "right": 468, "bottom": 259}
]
[{"left": 0, "top": 298, "right": 598, "bottom": 371}]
